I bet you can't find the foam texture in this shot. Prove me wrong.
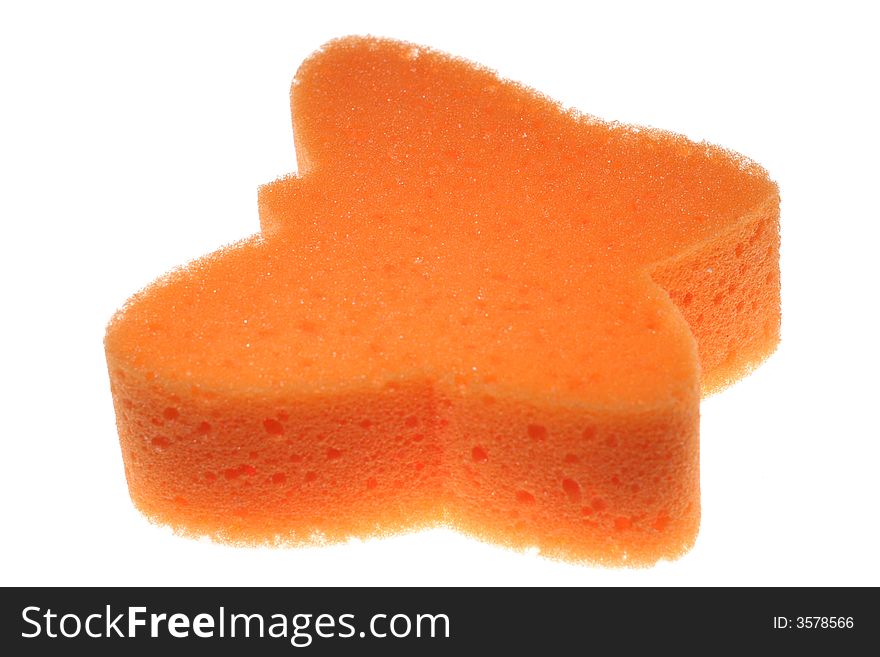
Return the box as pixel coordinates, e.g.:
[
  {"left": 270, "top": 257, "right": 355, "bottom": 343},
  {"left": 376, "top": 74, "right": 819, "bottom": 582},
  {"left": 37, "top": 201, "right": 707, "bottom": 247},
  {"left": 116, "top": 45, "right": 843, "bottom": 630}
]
[{"left": 105, "top": 36, "right": 780, "bottom": 565}]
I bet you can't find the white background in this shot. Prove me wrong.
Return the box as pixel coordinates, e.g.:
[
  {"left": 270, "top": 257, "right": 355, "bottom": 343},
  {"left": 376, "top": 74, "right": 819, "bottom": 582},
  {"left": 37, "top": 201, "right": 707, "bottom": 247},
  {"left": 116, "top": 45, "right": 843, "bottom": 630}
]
[{"left": 2, "top": 1, "right": 878, "bottom": 586}]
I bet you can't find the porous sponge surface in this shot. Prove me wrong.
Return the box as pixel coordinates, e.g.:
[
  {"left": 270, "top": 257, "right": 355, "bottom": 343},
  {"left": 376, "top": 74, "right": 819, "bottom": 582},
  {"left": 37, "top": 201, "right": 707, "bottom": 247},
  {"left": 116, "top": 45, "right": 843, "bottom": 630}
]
[{"left": 105, "top": 36, "right": 780, "bottom": 565}]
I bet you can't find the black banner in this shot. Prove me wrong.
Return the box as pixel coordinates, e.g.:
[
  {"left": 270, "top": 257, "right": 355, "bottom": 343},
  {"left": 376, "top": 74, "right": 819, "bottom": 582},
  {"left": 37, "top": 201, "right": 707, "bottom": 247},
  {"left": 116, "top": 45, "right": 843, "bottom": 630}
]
[{"left": 1, "top": 587, "right": 874, "bottom": 654}]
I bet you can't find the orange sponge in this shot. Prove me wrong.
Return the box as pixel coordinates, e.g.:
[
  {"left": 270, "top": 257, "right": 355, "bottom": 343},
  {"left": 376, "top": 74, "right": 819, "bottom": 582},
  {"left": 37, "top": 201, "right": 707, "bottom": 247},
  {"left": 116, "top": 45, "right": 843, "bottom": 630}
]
[{"left": 105, "top": 36, "right": 779, "bottom": 564}]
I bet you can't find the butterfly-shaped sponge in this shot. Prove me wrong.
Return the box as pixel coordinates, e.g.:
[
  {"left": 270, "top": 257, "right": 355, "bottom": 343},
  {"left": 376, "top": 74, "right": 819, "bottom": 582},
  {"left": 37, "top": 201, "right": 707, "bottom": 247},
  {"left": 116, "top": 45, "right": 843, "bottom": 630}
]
[{"left": 106, "top": 36, "right": 779, "bottom": 564}]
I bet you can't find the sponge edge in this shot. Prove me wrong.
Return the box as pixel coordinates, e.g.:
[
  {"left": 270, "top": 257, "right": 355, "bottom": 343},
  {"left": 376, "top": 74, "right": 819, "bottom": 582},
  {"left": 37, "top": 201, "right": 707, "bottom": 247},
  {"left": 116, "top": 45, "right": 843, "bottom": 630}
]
[
  {"left": 652, "top": 198, "right": 781, "bottom": 394},
  {"left": 105, "top": 35, "right": 779, "bottom": 565},
  {"left": 108, "top": 359, "right": 699, "bottom": 564}
]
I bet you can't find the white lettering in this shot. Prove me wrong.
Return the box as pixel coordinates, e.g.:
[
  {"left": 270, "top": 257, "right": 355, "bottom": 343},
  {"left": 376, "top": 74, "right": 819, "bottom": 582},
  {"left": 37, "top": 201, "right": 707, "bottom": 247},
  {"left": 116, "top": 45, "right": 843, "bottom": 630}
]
[
  {"left": 128, "top": 606, "right": 146, "bottom": 637},
  {"left": 85, "top": 613, "right": 102, "bottom": 638},
  {"left": 21, "top": 606, "right": 41, "bottom": 638},
  {"left": 167, "top": 613, "right": 190, "bottom": 638},
  {"left": 59, "top": 614, "right": 81, "bottom": 638},
  {"left": 106, "top": 606, "right": 125, "bottom": 637},
  {"left": 193, "top": 613, "right": 214, "bottom": 638}
]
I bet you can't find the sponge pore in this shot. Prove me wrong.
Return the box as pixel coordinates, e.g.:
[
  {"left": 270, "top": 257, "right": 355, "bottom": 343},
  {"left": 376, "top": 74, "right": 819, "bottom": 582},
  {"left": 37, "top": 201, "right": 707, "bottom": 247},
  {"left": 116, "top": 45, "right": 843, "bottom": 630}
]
[{"left": 105, "top": 36, "right": 780, "bottom": 565}]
